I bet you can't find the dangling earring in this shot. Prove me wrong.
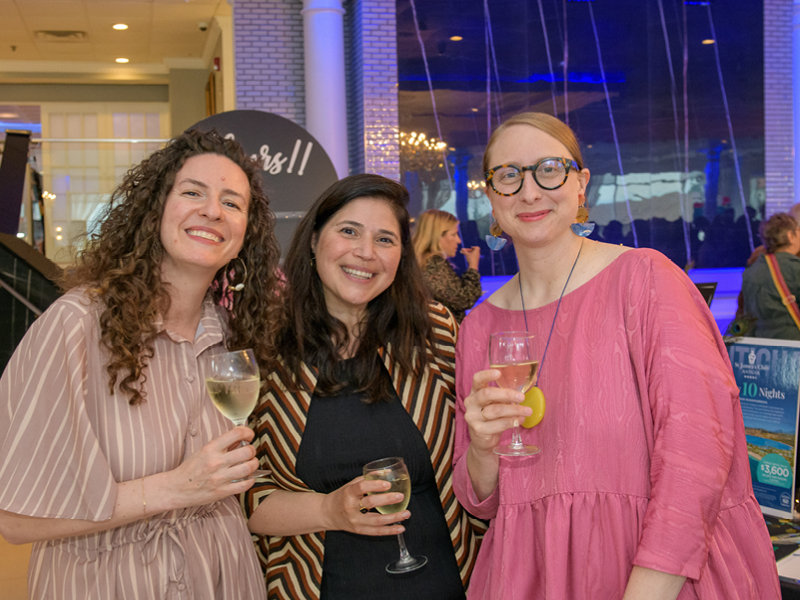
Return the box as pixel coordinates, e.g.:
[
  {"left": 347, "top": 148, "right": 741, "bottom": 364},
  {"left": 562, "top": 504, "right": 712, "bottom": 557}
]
[
  {"left": 571, "top": 192, "right": 596, "bottom": 237},
  {"left": 227, "top": 256, "right": 248, "bottom": 292},
  {"left": 310, "top": 253, "right": 317, "bottom": 268},
  {"left": 486, "top": 217, "right": 507, "bottom": 251}
]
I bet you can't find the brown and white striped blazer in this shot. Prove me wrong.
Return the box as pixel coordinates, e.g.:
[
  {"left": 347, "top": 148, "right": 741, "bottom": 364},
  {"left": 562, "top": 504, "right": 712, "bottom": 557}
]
[{"left": 243, "top": 303, "right": 484, "bottom": 600}]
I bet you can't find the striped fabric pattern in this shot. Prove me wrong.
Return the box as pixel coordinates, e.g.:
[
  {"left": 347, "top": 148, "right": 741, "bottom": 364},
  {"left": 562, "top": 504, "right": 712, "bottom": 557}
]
[
  {"left": 244, "top": 303, "right": 484, "bottom": 600},
  {"left": 0, "top": 288, "right": 267, "bottom": 600}
]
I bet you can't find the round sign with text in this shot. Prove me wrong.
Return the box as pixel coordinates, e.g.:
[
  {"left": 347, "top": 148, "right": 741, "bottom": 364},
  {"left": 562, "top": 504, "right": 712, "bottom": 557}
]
[{"left": 189, "top": 110, "right": 339, "bottom": 253}]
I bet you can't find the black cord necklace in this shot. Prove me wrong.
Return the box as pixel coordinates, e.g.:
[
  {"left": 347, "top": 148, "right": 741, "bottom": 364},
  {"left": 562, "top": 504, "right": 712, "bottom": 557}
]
[{"left": 518, "top": 238, "right": 584, "bottom": 399}]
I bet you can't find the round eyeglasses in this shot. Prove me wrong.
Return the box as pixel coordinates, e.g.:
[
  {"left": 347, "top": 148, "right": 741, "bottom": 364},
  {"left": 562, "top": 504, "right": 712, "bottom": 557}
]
[{"left": 484, "top": 157, "right": 580, "bottom": 196}]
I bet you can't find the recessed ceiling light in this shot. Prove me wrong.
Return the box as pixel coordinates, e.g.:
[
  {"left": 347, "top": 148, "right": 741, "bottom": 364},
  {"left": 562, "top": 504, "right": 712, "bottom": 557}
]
[
  {"left": 702, "top": 39, "right": 715, "bottom": 45},
  {"left": 0, "top": 112, "right": 19, "bottom": 118},
  {"left": 471, "top": 108, "right": 479, "bottom": 112},
  {"left": 112, "top": 23, "right": 128, "bottom": 31},
  {"left": 450, "top": 36, "right": 463, "bottom": 41},
  {"left": 116, "top": 58, "right": 129, "bottom": 63}
]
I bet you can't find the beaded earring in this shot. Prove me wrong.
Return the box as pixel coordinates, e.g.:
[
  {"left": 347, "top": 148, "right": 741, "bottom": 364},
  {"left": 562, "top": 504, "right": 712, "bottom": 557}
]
[
  {"left": 486, "top": 218, "right": 507, "bottom": 251},
  {"left": 570, "top": 192, "right": 595, "bottom": 237}
]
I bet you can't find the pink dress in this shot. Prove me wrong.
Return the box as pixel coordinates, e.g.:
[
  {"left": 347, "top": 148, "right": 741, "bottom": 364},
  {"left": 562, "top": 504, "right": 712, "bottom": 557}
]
[{"left": 453, "top": 249, "right": 780, "bottom": 600}]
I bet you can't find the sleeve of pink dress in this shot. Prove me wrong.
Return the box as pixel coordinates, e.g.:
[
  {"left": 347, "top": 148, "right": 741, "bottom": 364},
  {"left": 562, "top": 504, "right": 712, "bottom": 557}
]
[
  {"left": 623, "top": 253, "right": 741, "bottom": 578},
  {"left": 0, "top": 297, "right": 118, "bottom": 521}
]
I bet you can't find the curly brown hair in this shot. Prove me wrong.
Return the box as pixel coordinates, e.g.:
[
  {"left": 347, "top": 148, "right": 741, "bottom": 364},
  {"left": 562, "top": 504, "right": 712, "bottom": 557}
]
[
  {"left": 61, "top": 129, "right": 282, "bottom": 405},
  {"left": 274, "top": 174, "right": 436, "bottom": 402},
  {"left": 760, "top": 213, "right": 799, "bottom": 254}
]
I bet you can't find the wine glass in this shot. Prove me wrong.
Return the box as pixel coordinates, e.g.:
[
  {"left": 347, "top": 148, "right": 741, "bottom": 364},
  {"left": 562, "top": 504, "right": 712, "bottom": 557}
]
[
  {"left": 206, "top": 348, "right": 270, "bottom": 479},
  {"left": 362, "top": 457, "right": 427, "bottom": 574},
  {"left": 488, "top": 332, "right": 541, "bottom": 456}
]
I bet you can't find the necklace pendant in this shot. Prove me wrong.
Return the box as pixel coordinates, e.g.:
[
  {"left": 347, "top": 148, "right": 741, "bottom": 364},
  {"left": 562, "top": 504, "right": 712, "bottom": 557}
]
[{"left": 522, "top": 386, "right": 546, "bottom": 428}]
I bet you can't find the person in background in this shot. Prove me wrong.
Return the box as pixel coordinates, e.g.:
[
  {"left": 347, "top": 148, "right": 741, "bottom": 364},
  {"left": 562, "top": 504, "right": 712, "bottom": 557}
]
[
  {"left": 454, "top": 111, "right": 780, "bottom": 600},
  {"left": 413, "top": 209, "right": 482, "bottom": 323},
  {"left": 0, "top": 129, "right": 281, "bottom": 599},
  {"left": 743, "top": 204, "right": 800, "bottom": 267},
  {"left": 740, "top": 212, "right": 800, "bottom": 340},
  {"left": 245, "top": 175, "right": 483, "bottom": 600}
]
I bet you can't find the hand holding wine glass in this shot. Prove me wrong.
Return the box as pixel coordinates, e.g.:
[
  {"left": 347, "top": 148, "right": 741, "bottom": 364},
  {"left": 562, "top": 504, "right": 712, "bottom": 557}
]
[
  {"left": 363, "top": 457, "right": 427, "bottom": 574},
  {"left": 488, "top": 332, "right": 541, "bottom": 456},
  {"left": 206, "top": 348, "right": 271, "bottom": 478}
]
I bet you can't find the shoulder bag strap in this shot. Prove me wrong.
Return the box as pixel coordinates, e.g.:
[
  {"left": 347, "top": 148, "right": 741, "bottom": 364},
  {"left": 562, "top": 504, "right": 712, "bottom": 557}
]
[{"left": 765, "top": 253, "right": 800, "bottom": 333}]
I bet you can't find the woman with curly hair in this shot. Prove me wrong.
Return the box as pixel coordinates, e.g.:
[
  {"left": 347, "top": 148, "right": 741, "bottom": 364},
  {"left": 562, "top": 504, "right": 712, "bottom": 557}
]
[
  {"left": 412, "top": 209, "right": 482, "bottom": 323},
  {"left": 0, "top": 129, "right": 281, "bottom": 600}
]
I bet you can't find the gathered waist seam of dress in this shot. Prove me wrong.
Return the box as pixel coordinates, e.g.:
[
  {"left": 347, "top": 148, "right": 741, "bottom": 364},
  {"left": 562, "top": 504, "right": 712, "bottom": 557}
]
[
  {"left": 498, "top": 489, "right": 651, "bottom": 507},
  {"left": 52, "top": 501, "right": 221, "bottom": 558}
]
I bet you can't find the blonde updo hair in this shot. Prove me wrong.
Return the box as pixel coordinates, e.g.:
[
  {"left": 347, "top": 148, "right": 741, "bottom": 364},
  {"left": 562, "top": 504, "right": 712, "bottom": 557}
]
[
  {"left": 412, "top": 209, "right": 459, "bottom": 265},
  {"left": 482, "top": 112, "right": 585, "bottom": 175}
]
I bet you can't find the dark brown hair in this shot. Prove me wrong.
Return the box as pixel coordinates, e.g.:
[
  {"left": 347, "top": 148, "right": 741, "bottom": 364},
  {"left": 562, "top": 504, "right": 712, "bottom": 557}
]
[
  {"left": 61, "top": 128, "right": 282, "bottom": 405},
  {"left": 274, "top": 174, "right": 435, "bottom": 402},
  {"left": 760, "top": 212, "right": 799, "bottom": 253}
]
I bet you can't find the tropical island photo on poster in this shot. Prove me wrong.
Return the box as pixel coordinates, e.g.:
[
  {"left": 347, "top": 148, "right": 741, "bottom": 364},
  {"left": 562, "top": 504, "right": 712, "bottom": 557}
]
[{"left": 728, "top": 338, "right": 800, "bottom": 518}]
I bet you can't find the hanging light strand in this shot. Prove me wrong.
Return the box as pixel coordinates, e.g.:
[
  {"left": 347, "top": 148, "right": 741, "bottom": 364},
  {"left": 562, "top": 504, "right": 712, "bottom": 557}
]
[
  {"left": 587, "top": 1, "right": 637, "bottom": 246},
  {"left": 563, "top": 0, "right": 569, "bottom": 125},
  {"left": 706, "top": 3, "right": 754, "bottom": 252},
  {"left": 408, "top": 0, "right": 453, "bottom": 192},
  {"left": 656, "top": 0, "right": 692, "bottom": 264},
  {"left": 537, "top": 0, "right": 559, "bottom": 116},
  {"left": 484, "top": 0, "right": 504, "bottom": 126}
]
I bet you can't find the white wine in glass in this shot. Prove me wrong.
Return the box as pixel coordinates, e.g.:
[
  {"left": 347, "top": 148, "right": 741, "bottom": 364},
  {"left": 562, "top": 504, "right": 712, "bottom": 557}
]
[
  {"left": 489, "top": 332, "right": 541, "bottom": 456},
  {"left": 362, "top": 457, "right": 426, "bottom": 574},
  {"left": 206, "top": 348, "right": 270, "bottom": 478}
]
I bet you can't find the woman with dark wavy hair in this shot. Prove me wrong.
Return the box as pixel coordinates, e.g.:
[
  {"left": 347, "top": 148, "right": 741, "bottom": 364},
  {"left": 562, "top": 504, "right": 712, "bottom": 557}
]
[
  {"left": 244, "top": 174, "right": 483, "bottom": 600},
  {"left": 0, "top": 129, "right": 280, "bottom": 599}
]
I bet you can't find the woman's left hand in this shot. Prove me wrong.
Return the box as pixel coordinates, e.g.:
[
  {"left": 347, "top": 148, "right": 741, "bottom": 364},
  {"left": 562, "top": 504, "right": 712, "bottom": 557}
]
[{"left": 164, "top": 426, "right": 259, "bottom": 509}]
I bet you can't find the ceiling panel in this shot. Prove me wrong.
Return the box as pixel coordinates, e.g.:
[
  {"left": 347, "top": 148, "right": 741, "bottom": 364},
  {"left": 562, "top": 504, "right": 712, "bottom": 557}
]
[{"left": 0, "top": 0, "right": 227, "bottom": 74}]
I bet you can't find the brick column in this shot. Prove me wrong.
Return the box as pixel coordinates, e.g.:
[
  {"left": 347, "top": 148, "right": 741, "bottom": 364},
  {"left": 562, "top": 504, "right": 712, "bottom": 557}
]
[
  {"left": 232, "top": 0, "right": 399, "bottom": 179},
  {"left": 346, "top": 0, "right": 400, "bottom": 180},
  {"left": 233, "top": 0, "right": 306, "bottom": 125},
  {"left": 764, "top": 0, "right": 794, "bottom": 214}
]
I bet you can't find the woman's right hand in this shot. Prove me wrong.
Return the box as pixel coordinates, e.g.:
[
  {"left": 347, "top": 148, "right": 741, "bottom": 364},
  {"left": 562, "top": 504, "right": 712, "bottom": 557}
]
[
  {"left": 464, "top": 369, "right": 530, "bottom": 455},
  {"left": 461, "top": 246, "right": 481, "bottom": 270},
  {"left": 167, "top": 426, "right": 259, "bottom": 509},
  {"left": 321, "top": 476, "right": 409, "bottom": 536}
]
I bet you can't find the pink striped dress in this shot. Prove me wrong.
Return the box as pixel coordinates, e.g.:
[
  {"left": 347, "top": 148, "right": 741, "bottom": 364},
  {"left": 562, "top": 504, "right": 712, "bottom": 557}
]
[
  {"left": 0, "top": 289, "right": 266, "bottom": 600},
  {"left": 453, "top": 249, "right": 780, "bottom": 600}
]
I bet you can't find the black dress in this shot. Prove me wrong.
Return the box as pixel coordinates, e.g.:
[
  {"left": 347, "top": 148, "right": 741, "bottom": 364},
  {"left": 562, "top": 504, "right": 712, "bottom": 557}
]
[{"left": 295, "top": 360, "right": 465, "bottom": 600}]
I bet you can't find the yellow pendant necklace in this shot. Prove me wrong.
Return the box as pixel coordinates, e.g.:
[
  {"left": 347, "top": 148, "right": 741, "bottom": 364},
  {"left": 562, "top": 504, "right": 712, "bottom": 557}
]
[{"left": 517, "top": 238, "right": 584, "bottom": 428}]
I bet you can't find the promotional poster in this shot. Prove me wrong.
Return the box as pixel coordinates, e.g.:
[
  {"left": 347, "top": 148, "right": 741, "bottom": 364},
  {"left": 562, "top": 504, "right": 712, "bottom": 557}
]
[{"left": 728, "top": 338, "right": 800, "bottom": 518}]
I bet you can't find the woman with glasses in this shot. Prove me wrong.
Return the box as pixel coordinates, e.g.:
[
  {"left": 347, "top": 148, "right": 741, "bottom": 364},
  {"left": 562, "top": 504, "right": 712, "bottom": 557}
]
[
  {"left": 412, "top": 209, "right": 482, "bottom": 323},
  {"left": 452, "top": 112, "right": 779, "bottom": 600}
]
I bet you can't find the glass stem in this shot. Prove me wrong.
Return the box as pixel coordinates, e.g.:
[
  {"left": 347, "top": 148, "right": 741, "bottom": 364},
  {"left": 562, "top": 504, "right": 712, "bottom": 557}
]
[
  {"left": 395, "top": 531, "right": 413, "bottom": 565},
  {"left": 231, "top": 418, "right": 247, "bottom": 448},
  {"left": 509, "top": 424, "right": 524, "bottom": 449}
]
